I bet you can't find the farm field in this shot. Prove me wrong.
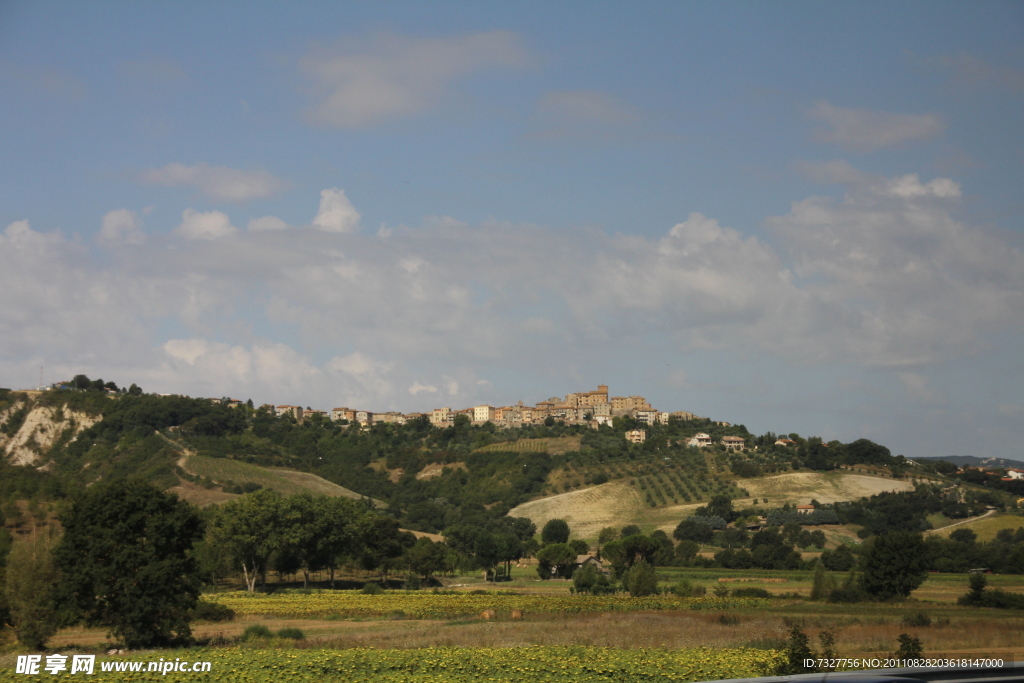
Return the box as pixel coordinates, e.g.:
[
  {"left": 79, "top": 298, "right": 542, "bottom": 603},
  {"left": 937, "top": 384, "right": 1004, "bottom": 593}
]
[
  {"left": 928, "top": 512, "right": 1024, "bottom": 541},
  {"left": 510, "top": 472, "right": 916, "bottom": 540},
  {"left": 178, "top": 454, "right": 380, "bottom": 505},
  {"left": 474, "top": 436, "right": 582, "bottom": 454},
  {"left": 0, "top": 646, "right": 783, "bottom": 683}
]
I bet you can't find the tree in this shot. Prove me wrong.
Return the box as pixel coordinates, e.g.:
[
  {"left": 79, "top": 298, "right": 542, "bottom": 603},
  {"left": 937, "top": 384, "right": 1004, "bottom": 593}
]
[
  {"left": 404, "top": 537, "right": 446, "bottom": 581},
  {"left": 541, "top": 518, "right": 570, "bottom": 545},
  {"left": 5, "top": 531, "right": 60, "bottom": 649},
  {"left": 597, "top": 527, "right": 617, "bottom": 557},
  {"left": 620, "top": 524, "right": 642, "bottom": 538},
  {"left": 623, "top": 559, "right": 658, "bottom": 597},
  {"left": 860, "top": 531, "right": 928, "bottom": 600},
  {"left": 210, "top": 488, "right": 284, "bottom": 592},
  {"left": 54, "top": 479, "right": 204, "bottom": 648},
  {"left": 673, "top": 518, "right": 714, "bottom": 545},
  {"left": 536, "top": 543, "right": 576, "bottom": 579}
]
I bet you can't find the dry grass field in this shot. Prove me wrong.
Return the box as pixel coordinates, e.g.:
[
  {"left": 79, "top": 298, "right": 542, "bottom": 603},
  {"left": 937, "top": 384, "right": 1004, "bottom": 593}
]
[
  {"left": 738, "top": 472, "right": 914, "bottom": 506},
  {"left": 176, "top": 455, "right": 381, "bottom": 506},
  {"left": 928, "top": 512, "right": 1024, "bottom": 541},
  {"left": 474, "top": 436, "right": 582, "bottom": 455},
  {"left": 510, "top": 472, "right": 916, "bottom": 541}
]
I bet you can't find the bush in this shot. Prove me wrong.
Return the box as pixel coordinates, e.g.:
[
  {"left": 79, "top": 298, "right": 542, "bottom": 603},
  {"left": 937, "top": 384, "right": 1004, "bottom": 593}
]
[
  {"left": 731, "top": 587, "right": 771, "bottom": 598},
  {"left": 670, "top": 578, "right": 705, "bottom": 597},
  {"left": 893, "top": 633, "right": 923, "bottom": 659},
  {"left": 189, "top": 600, "right": 235, "bottom": 623},
  {"left": 623, "top": 560, "right": 659, "bottom": 597},
  {"left": 276, "top": 627, "right": 304, "bottom": 639},
  {"left": 903, "top": 611, "right": 932, "bottom": 627},
  {"left": 241, "top": 624, "right": 272, "bottom": 640},
  {"left": 360, "top": 582, "right": 384, "bottom": 595}
]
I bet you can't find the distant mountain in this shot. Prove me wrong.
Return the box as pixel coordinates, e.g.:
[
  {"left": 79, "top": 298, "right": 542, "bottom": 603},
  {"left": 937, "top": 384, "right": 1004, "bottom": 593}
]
[{"left": 918, "top": 455, "right": 1024, "bottom": 470}]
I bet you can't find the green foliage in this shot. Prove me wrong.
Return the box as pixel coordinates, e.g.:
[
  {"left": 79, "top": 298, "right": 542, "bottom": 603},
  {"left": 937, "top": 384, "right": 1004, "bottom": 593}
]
[
  {"left": 810, "top": 561, "right": 837, "bottom": 600},
  {"left": 541, "top": 518, "right": 570, "bottom": 544},
  {"left": 361, "top": 582, "right": 385, "bottom": 595},
  {"left": 860, "top": 531, "right": 928, "bottom": 600},
  {"left": 241, "top": 624, "right": 272, "bottom": 640},
  {"left": 277, "top": 627, "right": 305, "bottom": 640},
  {"left": 893, "top": 633, "right": 924, "bottom": 659},
  {"left": 622, "top": 559, "right": 658, "bottom": 597},
  {"left": 957, "top": 572, "right": 1024, "bottom": 609},
  {"left": 4, "top": 531, "right": 60, "bottom": 649},
  {"left": 775, "top": 625, "right": 815, "bottom": 675},
  {"left": 189, "top": 600, "right": 236, "bottom": 622},
  {"left": 536, "top": 543, "right": 576, "bottom": 579},
  {"left": 731, "top": 587, "right": 771, "bottom": 598},
  {"left": 903, "top": 611, "right": 932, "bottom": 627},
  {"left": 669, "top": 578, "right": 705, "bottom": 597},
  {"left": 54, "top": 478, "right": 204, "bottom": 648}
]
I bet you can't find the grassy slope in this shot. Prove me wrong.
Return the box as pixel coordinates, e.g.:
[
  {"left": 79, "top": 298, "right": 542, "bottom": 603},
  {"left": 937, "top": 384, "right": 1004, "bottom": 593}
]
[
  {"left": 509, "top": 471, "right": 916, "bottom": 540},
  {"left": 929, "top": 512, "right": 1024, "bottom": 541},
  {"left": 179, "top": 454, "right": 384, "bottom": 506}
]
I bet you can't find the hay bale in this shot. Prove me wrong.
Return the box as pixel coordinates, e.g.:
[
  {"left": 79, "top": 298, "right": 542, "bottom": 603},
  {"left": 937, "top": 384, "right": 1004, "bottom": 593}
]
[{"left": 481, "top": 609, "right": 497, "bottom": 620}]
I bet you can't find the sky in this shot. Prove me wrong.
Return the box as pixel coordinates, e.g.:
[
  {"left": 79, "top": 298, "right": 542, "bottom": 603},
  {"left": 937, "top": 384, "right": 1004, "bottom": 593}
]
[{"left": 1, "top": 1, "right": 1022, "bottom": 459}]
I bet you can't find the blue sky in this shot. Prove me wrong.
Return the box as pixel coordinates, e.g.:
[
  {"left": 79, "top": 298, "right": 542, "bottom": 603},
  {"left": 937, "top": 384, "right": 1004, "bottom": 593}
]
[{"left": 1, "top": 1, "right": 1022, "bottom": 459}]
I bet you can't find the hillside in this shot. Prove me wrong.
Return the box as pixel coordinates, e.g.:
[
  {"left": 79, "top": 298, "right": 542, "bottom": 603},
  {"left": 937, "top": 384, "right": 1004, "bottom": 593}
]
[
  {"left": 509, "top": 471, "right": 914, "bottom": 540},
  {"left": 176, "top": 453, "right": 383, "bottom": 507},
  {"left": 3, "top": 382, "right": 1002, "bottom": 544},
  {"left": 920, "top": 455, "right": 1024, "bottom": 470}
]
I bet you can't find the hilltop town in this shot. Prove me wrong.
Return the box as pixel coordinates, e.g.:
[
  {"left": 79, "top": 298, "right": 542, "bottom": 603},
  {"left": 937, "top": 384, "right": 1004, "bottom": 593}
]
[{"left": 263, "top": 384, "right": 709, "bottom": 433}]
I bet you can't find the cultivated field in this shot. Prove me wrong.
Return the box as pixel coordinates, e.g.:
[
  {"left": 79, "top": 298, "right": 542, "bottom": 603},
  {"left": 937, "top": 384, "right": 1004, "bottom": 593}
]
[
  {"left": 510, "top": 472, "right": 915, "bottom": 540},
  {"left": 509, "top": 481, "right": 704, "bottom": 539},
  {"left": 737, "top": 472, "right": 914, "bottom": 505},
  {"left": 177, "top": 455, "right": 380, "bottom": 506},
  {"left": 928, "top": 512, "right": 1024, "bottom": 541},
  {"left": 474, "top": 436, "right": 582, "bottom": 455}
]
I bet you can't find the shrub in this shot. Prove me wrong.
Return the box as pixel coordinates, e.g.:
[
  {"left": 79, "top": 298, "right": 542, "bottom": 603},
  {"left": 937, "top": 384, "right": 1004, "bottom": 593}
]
[
  {"left": 903, "top": 611, "right": 931, "bottom": 627},
  {"left": 360, "top": 582, "right": 384, "bottom": 595},
  {"left": 893, "top": 633, "right": 923, "bottom": 659},
  {"left": 241, "top": 624, "right": 272, "bottom": 640},
  {"left": 190, "top": 600, "right": 235, "bottom": 623},
  {"left": 732, "top": 587, "right": 771, "bottom": 598},
  {"left": 276, "top": 627, "right": 304, "bottom": 640}
]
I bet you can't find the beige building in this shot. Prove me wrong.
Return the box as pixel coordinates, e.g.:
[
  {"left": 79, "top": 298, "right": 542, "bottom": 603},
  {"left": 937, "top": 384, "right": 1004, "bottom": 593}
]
[
  {"left": 566, "top": 385, "right": 609, "bottom": 408},
  {"left": 374, "top": 411, "right": 406, "bottom": 425},
  {"left": 276, "top": 405, "right": 303, "bottom": 420},
  {"left": 611, "top": 395, "right": 651, "bottom": 416},
  {"left": 625, "top": 429, "right": 647, "bottom": 444},
  {"left": 688, "top": 432, "right": 712, "bottom": 448},
  {"left": 355, "top": 410, "right": 373, "bottom": 426},
  {"left": 430, "top": 407, "right": 452, "bottom": 426},
  {"left": 473, "top": 405, "right": 495, "bottom": 423},
  {"left": 633, "top": 409, "right": 657, "bottom": 425},
  {"left": 331, "top": 407, "right": 356, "bottom": 422},
  {"left": 721, "top": 436, "right": 746, "bottom": 451}
]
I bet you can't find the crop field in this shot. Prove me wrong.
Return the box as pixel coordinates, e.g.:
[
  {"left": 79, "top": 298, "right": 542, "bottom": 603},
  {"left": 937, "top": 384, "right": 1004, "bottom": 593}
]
[
  {"left": 509, "top": 482, "right": 705, "bottom": 539},
  {"left": 474, "top": 436, "right": 582, "bottom": 455},
  {"left": 0, "top": 646, "right": 783, "bottom": 683},
  {"left": 738, "top": 472, "right": 913, "bottom": 506},
  {"left": 928, "top": 513, "right": 1024, "bottom": 542},
  {"left": 206, "top": 591, "right": 768, "bottom": 619},
  {"left": 181, "top": 455, "right": 378, "bottom": 504}
]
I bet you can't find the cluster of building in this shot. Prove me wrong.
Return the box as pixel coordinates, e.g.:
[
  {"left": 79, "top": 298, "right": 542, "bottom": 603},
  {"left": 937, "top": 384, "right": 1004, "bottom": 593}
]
[{"left": 256, "top": 385, "right": 712, "bottom": 436}]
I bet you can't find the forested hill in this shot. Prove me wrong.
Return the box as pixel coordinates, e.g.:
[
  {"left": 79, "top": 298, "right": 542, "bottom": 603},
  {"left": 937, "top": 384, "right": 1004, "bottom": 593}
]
[{"left": 0, "top": 381, "right": 978, "bottom": 536}]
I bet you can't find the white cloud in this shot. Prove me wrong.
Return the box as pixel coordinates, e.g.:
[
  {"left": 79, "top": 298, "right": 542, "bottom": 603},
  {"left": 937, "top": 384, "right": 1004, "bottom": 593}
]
[
  {"left": 929, "top": 52, "right": 1024, "bottom": 93},
  {"left": 897, "top": 371, "right": 945, "bottom": 404},
  {"left": 98, "top": 209, "right": 145, "bottom": 246},
  {"left": 247, "top": 215, "right": 289, "bottom": 232},
  {"left": 175, "top": 209, "right": 238, "bottom": 240},
  {"left": 3, "top": 166, "right": 1022, "bottom": 419},
  {"left": 409, "top": 382, "right": 438, "bottom": 395},
  {"left": 807, "top": 102, "right": 945, "bottom": 152},
  {"left": 139, "top": 163, "right": 288, "bottom": 202},
  {"left": 532, "top": 90, "right": 642, "bottom": 140},
  {"left": 313, "top": 188, "right": 361, "bottom": 233},
  {"left": 300, "top": 31, "right": 528, "bottom": 128},
  {"left": 881, "top": 174, "right": 960, "bottom": 199}
]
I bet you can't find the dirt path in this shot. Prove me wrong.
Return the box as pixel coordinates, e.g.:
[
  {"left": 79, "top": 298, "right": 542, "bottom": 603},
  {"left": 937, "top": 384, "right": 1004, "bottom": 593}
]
[{"left": 924, "top": 508, "right": 996, "bottom": 535}]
